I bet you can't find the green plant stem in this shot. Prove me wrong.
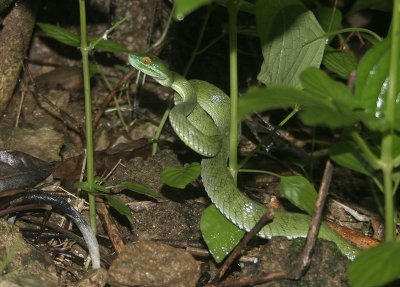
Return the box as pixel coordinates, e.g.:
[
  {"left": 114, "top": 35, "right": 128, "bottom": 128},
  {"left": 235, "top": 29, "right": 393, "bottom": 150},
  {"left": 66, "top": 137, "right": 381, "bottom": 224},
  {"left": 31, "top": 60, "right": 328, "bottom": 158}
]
[
  {"left": 239, "top": 169, "right": 280, "bottom": 178},
  {"left": 380, "top": 0, "right": 400, "bottom": 242},
  {"left": 152, "top": 101, "right": 173, "bottom": 155},
  {"left": 350, "top": 129, "right": 381, "bottom": 170},
  {"left": 306, "top": 27, "right": 382, "bottom": 46},
  {"left": 79, "top": 0, "right": 96, "bottom": 233},
  {"left": 151, "top": 4, "right": 212, "bottom": 155},
  {"left": 227, "top": 2, "right": 239, "bottom": 183}
]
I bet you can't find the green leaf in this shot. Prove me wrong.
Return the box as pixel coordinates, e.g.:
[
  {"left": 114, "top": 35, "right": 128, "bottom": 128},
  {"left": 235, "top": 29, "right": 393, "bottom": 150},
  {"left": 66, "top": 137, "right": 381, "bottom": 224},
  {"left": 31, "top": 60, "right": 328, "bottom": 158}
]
[
  {"left": 118, "top": 181, "right": 159, "bottom": 200},
  {"left": 348, "top": 0, "right": 393, "bottom": 14},
  {"left": 355, "top": 37, "right": 400, "bottom": 131},
  {"left": 322, "top": 46, "right": 358, "bottom": 79},
  {"left": 348, "top": 242, "right": 400, "bottom": 287},
  {"left": 200, "top": 204, "right": 245, "bottom": 263},
  {"left": 238, "top": 86, "right": 313, "bottom": 121},
  {"left": 255, "top": 0, "right": 325, "bottom": 88},
  {"left": 279, "top": 176, "right": 317, "bottom": 215},
  {"left": 330, "top": 141, "right": 373, "bottom": 176},
  {"left": 36, "top": 22, "right": 80, "bottom": 47},
  {"left": 105, "top": 195, "right": 133, "bottom": 226},
  {"left": 75, "top": 180, "right": 108, "bottom": 193},
  {"left": 90, "top": 38, "right": 129, "bottom": 53},
  {"left": 298, "top": 67, "right": 362, "bottom": 128},
  {"left": 173, "top": 0, "right": 212, "bottom": 20},
  {"left": 161, "top": 162, "right": 201, "bottom": 189}
]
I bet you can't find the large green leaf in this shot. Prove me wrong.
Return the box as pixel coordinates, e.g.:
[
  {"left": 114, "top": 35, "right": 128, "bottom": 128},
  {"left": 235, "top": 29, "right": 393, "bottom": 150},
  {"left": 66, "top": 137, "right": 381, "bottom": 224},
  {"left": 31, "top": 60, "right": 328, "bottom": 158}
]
[
  {"left": 348, "top": 242, "right": 400, "bottom": 287},
  {"left": 160, "top": 162, "right": 201, "bottom": 189},
  {"left": 279, "top": 176, "right": 317, "bottom": 215},
  {"left": 355, "top": 38, "right": 400, "bottom": 131},
  {"left": 255, "top": 0, "right": 325, "bottom": 88},
  {"left": 330, "top": 141, "right": 373, "bottom": 176},
  {"left": 37, "top": 23, "right": 80, "bottom": 47},
  {"left": 238, "top": 86, "right": 307, "bottom": 121},
  {"left": 298, "top": 67, "right": 362, "bottom": 128},
  {"left": 173, "top": 0, "right": 212, "bottom": 20},
  {"left": 200, "top": 204, "right": 245, "bottom": 263}
]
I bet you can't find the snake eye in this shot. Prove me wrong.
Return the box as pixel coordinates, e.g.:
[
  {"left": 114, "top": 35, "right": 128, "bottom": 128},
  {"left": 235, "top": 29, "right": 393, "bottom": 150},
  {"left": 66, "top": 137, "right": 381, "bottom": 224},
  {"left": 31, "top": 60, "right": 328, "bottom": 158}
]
[{"left": 142, "top": 57, "right": 152, "bottom": 64}]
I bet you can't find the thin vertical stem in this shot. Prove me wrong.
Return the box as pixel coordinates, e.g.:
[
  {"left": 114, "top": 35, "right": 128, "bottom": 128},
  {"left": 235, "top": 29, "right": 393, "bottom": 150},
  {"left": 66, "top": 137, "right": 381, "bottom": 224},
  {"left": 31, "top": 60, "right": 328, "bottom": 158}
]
[
  {"left": 79, "top": 0, "right": 96, "bottom": 233},
  {"left": 228, "top": 2, "right": 239, "bottom": 183},
  {"left": 380, "top": 0, "right": 400, "bottom": 242}
]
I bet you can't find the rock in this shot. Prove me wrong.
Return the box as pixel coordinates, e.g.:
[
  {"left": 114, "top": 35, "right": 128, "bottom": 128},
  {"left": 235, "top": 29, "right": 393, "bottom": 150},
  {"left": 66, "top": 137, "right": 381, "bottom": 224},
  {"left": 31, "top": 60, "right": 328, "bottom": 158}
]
[
  {"left": 0, "top": 219, "right": 58, "bottom": 285},
  {"left": 108, "top": 241, "right": 200, "bottom": 287}
]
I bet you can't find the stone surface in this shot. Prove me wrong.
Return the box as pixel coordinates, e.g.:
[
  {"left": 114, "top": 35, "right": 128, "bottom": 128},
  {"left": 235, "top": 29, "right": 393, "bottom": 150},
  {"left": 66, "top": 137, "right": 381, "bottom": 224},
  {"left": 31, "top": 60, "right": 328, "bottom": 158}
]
[
  {"left": 108, "top": 241, "right": 200, "bottom": 287},
  {"left": 0, "top": 219, "right": 58, "bottom": 285}
]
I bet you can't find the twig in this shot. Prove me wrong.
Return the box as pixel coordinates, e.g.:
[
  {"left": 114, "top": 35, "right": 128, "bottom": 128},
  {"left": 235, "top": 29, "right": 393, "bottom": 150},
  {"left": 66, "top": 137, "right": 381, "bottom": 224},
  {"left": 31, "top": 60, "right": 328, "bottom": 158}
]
[
  {"left": 205, "top": 160, "right": 334, "bottom": 287},
  {"left": 212, "top": 208, "right": 274, "bottom": 283}
]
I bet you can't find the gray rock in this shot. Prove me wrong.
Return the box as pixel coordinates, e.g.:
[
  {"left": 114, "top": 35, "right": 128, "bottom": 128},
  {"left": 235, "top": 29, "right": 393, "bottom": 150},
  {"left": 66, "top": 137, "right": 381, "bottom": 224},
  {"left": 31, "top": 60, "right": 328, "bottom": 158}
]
[{"left": 108, "top": 241, "right": 200, "bottom": 287}]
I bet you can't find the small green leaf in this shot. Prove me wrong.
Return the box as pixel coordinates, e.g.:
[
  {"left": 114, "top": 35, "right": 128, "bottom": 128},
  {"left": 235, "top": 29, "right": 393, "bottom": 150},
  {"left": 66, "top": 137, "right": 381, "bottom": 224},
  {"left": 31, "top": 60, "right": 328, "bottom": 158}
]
[
  {"left": 37, "top": 22, "right": 80, "bottom": 47},
  {"left": 118, "top": 181, "right": 159, "bottom": 200},
  {"left": 105, "top": 195, "right": 133, "bottom": 226},
  {"left": 161, "top": 162, "right": 201, "bottom": 189},
  {"left": 75, "top": 181, "right": 108, "bottom": 193},
  {"left": 200, "top": 204, "right": 245, "bottom": 263},
  {"left": 348, "top": 242, "right": 400, "bottom": 287},
  {"left": 173, "top": 0, "right": 212, "bottom": 20},
  {"left": 322, "top": 46, "right": 357, "bottom": 79},
  {"left": 255, "top": 0, "right": 325, "bottom": 88},
  {"left": 279, "top": 176, "right": 317, "bottom": 215},
  {"left": 330, "top": 141, "right": 373, "bottom": 176},
  {"left": 90, "top": 38, "right": 129, "bottom": 53}
]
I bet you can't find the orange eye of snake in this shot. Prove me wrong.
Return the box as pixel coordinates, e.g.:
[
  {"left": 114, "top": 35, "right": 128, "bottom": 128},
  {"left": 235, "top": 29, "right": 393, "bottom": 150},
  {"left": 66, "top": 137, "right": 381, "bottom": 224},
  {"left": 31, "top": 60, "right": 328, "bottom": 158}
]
[{"left": 142, "top": 57, "right": 152, "bottom": 64}]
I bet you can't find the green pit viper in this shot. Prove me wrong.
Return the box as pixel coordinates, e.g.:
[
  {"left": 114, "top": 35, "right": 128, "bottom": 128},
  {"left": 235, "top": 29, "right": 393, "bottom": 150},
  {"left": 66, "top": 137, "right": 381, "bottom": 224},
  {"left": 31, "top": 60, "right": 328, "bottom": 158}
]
[{"left": 128, "top": 52, "right": 359, "bottom": 260}]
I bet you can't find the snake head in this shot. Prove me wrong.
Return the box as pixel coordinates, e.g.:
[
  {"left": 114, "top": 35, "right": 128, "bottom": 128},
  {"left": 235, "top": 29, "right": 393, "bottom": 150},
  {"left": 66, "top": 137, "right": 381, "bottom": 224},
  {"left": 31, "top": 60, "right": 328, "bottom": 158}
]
[{"left": 128, "top": 52, "right": 174, "bottom": 87}]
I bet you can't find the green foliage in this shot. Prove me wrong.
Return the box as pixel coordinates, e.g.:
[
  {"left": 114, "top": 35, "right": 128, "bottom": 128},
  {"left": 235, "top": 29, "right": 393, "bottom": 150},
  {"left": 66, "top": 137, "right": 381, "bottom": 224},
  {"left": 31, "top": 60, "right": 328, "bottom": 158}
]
[
  {"left": 255, "top": 0, "right": 325, "bottom": 88},
  {"left": 314, "top": 7, "right": 342, "bottom": 35},
  {"left": 200, "top": 204, "right": 245, "bottom": 263},
  {"left": 89, "top": 37, "right": 129, "bottom": 52},
  {"left": 161, "top": 162, "right": 201, "bottom": 189},
  {"left": 322, "top": 46, "right": 358, "bottom": 79},
  {"left": 36, "top": 22, "right": 80, "bottom": 47},
  {"left": 173, "top": 0, "right": 212, "bottom": 20},
  {"left": 330, "top": 141, "right": 373, "bottom": 177},
  {"left": 348, "top": 242, "right": 400, "bottom": 287},
  {"left": 118, "top": 181, "right": 159, "bottom": 200},
  {"left": 279, "top": 176, "right": 317, "bottom": 215},
  {"left": 355, "top": 38, "right": 400, "bottom": 132},
  {"left": 76, "top": 178, "right": 158, "bottom": 228},
  {"left": 104, "top": 195, "right": 133, "bottom": 226},
  {"left": 36, "top": 22, "right": 129, "bottom": 53}
]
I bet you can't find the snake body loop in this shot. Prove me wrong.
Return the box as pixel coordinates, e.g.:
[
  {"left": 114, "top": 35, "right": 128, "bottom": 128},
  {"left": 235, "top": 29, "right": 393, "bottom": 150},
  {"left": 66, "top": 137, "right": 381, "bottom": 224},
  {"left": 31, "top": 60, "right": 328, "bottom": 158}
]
[{"left": 128, "top": 53, "right": 359, "bottom": 260}]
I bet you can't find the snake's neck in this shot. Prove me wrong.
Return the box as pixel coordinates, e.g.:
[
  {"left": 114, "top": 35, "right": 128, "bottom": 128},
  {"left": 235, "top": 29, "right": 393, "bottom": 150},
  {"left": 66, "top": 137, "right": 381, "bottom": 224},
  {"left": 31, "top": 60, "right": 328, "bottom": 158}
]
[{"left": 170, "top": 72, "right": 195, "bottom": 103}]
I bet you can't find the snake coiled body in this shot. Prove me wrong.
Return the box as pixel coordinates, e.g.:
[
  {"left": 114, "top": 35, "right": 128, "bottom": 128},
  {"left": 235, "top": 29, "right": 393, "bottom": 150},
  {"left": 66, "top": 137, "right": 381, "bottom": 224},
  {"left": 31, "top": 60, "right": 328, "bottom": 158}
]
[{"left": 128, "top": 53, "right": 359, "bottom": 260}]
